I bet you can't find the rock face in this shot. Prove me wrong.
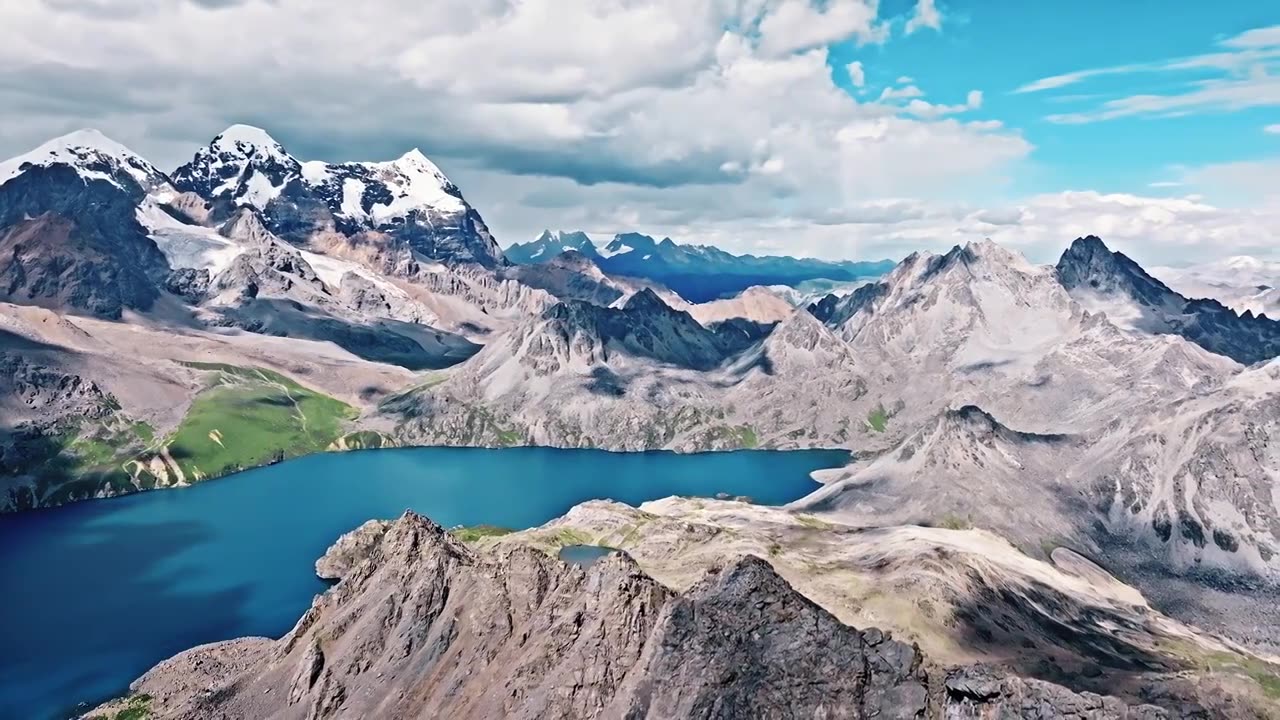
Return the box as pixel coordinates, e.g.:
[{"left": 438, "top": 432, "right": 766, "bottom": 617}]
[
  {"left": 0, "top": 132, "right": 173, "bottom": 318},
  {"left": 172, "top": 125, "right": 506, "bottom": 268},
  {"left": 313, "top": 519, "right": 390, "bottom": 580},
  {"left": 99, "top": 511, "right": 1187, "bottom": 720},
  {"left": 1057, "top": 236, "right": 1280, "bottom": 365},
  {"left": 941, "top": 667, "right": 1166, "bottom": 719}
]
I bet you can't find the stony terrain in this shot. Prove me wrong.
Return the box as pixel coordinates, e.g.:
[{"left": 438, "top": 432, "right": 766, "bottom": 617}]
[{"left": 89, "top": 510, "right": 1243, "bottom": 720}]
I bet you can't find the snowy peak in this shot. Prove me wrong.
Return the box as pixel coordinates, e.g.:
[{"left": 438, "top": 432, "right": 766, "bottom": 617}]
[
  {"left": 171, "top": 127, "right": 503, "bottom": 267},
  {"left": 602, "top": 232, "right": 658, "bottom": 257},
  {"left": 209, "top": 124, "right": 291, "bottom": 162},
  {"left": 171, "top": 124, "right": 302, "bottom": 210},
  {"left": 0, "top": 128, "right": 167, "bottom": 192},
  {"left": 505, "top": 230, "right": 599, "bottom": 263}
]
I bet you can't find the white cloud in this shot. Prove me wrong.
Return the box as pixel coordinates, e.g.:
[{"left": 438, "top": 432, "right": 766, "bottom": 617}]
[
  {"left": 904, "top": 0, "right": 942, "bottom": 35},
  {"left": 879, "top": 84, "right": 925, "bottom": 101},
  {"left": 1046, "top": 71, "right": 1280, "bottom": 124},
  {"left": 847, "top": 60, "right": 865, "bottom": 88},
  {"left": 0, "top": 0, "right": 1040, "bottom": 264},
  {"left": 12, "top": 2, "right": 1267, "bottom": 266},
  {"left": 1017, "top": 24, "right": 1280, "bottom": 123},
  {"left": 1266, "top": 123, "right": 1280, "bottom": 134},
  {"left": 755, "top": 0, "right": 887, "bottom": 56},
  {"left": 1223, "top": 25, "right": 1280, "bottom": 49}
]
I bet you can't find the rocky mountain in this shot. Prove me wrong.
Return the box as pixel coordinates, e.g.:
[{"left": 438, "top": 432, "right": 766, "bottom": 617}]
[
  {"left": 0, "top": 127, "right": 555, "bottom": 511},
  {"left": 1057, "top": 236, "right": 1280, "bottom": 365},
  {"left": 89, "top": 510, "right": 1207, "bottom": 720},
  {"left": 507, "top": 230, "right": 894, "bottom": 302},
  {"left": 172, "top": 125, "right": 506, "bottom": 268},
  {"left": 504, "top": 229, "right": 599, "bottom": 263},
  {"left": 0, "top": 130, "right": 174, "bottom": 318},
  {"left": 501, "top": 249, "right": 685, "bottom": 308},
  {"left": 6, "top": 125, "right": 1280, "bottom": 710}
]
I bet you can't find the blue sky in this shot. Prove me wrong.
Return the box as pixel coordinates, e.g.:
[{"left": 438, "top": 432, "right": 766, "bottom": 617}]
[
  {"left": 1, "top": 0, "right": 1278, "bottom": 264},
  {"left": 832, "top": 0, "right": 1279, "bottom": 201}
]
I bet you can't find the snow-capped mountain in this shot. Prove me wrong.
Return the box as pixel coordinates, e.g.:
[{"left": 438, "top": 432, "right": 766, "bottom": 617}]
[
  {"left": 504, "top": 230, "right": 599, "bottom": 264},
  {"left": 168, "top": 124, "right": 297, "bottom": 209},
  {"left": 172, "top": 125, "right": 506, "bottom": 268},
  {"left": 0, "top": 130, "right": 174, "bottom": 318},
  {"left": 506, "top": 230, "right": 894, "bottom": 302},
  {"left": 0, "top": 129, "right": 169, "bottom": 193},
  {"left": 1057, "top": 236, "right": 1280, "bottom": 365}
]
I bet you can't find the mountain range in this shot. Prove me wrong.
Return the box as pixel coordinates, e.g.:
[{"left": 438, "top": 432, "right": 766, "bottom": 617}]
[
  {"left": 505, "top": 229, "right": 895, "bottom": 302},
  {"left": 3, "top": 126, "right": 1280, "bottom": 716}
]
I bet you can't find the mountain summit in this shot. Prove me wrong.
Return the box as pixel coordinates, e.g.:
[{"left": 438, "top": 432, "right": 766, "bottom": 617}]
[
  {"left": 1057, "top": 235, "right": 1280, "bottom": 364},
  {"left": 172, "top": 126, "right": 505, "bottom": 268}
]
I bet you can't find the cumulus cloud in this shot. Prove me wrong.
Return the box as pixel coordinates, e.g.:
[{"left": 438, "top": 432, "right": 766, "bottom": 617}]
[
  {"left": 904, "top": 0, "right": 942, "bottom": 35},
  {"left": 4, "top": 1, "right": 1273, "bottom": 265},
  {"left": 847, "top": 60, "right": 866, "bottom": 88},
  {"left": 755, "top": 0, "right": 888, "bottom": 56}
]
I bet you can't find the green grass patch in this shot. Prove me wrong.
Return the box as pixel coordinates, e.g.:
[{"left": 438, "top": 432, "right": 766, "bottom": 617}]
[
  {"left": 164, "top": 364, "right": 355, "bottom": 481},
  {"left": 451, "top": 525, "right": 515, "bottom": 543},
  {"left": 543, "top": 527, "right": 595, "bottom": 548},
  {"left": 867, "top": 404, "right": 891, "bottom": 433},
  {"left": 334, "top": 430, "right": 395, "bottom": 450},
  {"left": 89, "top": 693, "right": 152, "bottom": 720}
]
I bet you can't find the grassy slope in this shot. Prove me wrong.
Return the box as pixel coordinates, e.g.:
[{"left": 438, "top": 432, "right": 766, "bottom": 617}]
[{"left": 164, "top": 362, "right": 356, "bottom": 481}]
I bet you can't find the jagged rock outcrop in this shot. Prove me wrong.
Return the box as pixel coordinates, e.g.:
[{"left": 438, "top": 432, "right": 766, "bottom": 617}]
[
  {"left": 942, "top": 667, "right": 1166, "bottom": 719},
  {"left": 93, "top": 511, "right": 1205, "bottom": 720},
  {"left": 313, "top": 519, "right": 390, "bottom": 580}
]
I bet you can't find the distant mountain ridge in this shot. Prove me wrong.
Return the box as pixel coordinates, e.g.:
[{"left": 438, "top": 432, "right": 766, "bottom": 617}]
[{"left": 506, "top": 229, "right": 894, "bottom": 302}]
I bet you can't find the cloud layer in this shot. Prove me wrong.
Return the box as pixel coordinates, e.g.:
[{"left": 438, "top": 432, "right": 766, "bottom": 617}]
[{"left": 2, "top": 1, "right": 1277, "bottom": 265}]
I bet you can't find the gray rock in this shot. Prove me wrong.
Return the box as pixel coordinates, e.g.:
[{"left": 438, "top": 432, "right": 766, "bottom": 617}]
[
  {"left": 100, "top": 512, "right": 1181, "bottom": 720},
  {"left": 943, "top": 667, "right": 1168, "bottom": 719},
  {"left": 314, "top": 519, "right": 391, "bottom": 580}
]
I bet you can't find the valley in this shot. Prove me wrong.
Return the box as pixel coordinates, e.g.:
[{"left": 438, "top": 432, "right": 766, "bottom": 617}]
[{"left": 1, "top": 125, "right": 1278, "bottom": 719}]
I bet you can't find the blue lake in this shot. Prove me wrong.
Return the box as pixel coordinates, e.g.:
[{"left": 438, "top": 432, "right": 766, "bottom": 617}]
[{"left": 0, "top": 446, "right": 847, "bottom": 720}]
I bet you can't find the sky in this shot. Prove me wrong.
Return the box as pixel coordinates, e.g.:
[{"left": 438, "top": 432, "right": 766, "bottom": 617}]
[{"left": 1, "top": 0, "right": 1278, "bottom": 266}]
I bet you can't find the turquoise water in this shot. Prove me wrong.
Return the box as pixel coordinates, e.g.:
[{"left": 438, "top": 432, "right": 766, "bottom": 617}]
[
  {"left": 0, "top": 446, "right": 847, "bottom": 719},
  {"left": 558, "top": 544, "right": 618, "bottom": 567}
]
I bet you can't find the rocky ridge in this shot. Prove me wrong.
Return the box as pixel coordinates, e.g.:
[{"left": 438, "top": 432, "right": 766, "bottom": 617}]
[{"left": 88, "top": 510, "right": 1195, "bottom": 720}]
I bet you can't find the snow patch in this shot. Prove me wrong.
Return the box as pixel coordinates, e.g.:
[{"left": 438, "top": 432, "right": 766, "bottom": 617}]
[
  {"left": 239, "top": 171, "right": 284, "bottom": 209},
  {"left": 136, "top": 199, "right": 244, "bottom": 274},
  {"left": 340, "top": 178, "right": 368, "bottom": 220}
]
